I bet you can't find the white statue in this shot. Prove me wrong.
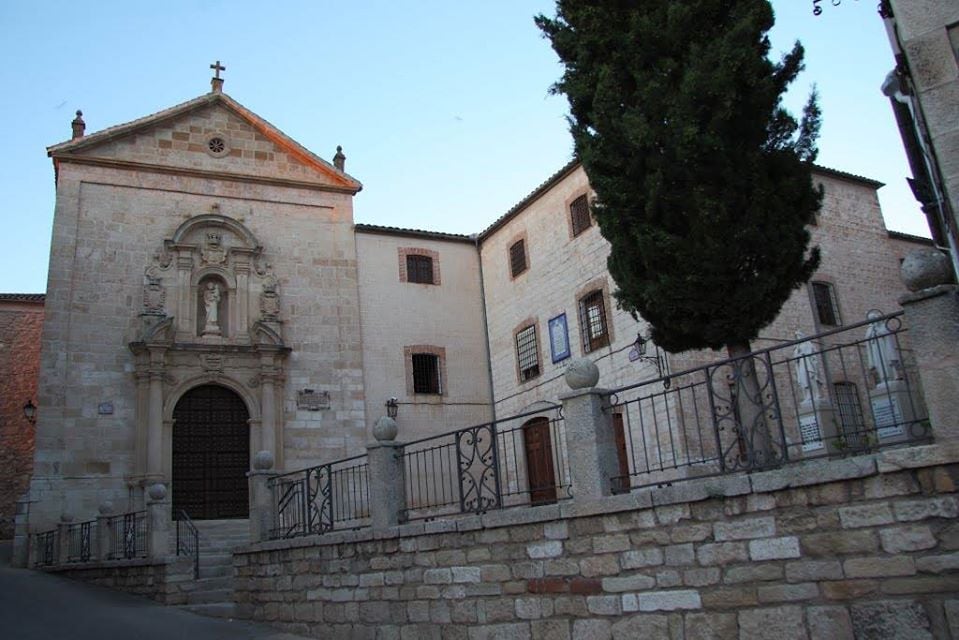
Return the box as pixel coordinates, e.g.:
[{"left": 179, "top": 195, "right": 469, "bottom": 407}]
[
  {"left": 793, "top": 330, "right": 823, "bottom": 404},
  {"left": 864, "top": 310, "right": 899, "bottom": 385},
  {"left": 202, "top": 282, "right": 222, "bottom": 335}
]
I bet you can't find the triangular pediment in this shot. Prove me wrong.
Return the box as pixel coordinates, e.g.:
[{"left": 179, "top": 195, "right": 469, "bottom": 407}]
[{"left": 47, "top": 92, "right": 361, "bottom": 193}]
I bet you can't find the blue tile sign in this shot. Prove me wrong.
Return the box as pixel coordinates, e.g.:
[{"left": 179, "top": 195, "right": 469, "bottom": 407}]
[{"left": 549, "top": 313, "right": 571, "bottom": 363}]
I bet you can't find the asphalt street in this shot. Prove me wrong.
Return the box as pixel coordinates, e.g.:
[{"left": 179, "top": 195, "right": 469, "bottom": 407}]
[{"left": 0, "top": 542, "right": 310, "bottom": 640}]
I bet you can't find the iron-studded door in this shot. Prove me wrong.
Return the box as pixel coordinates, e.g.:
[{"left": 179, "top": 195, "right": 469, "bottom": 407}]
[
  {"left": 523, "top": 417, "right": 558, "bottom": 505},
  {"left": 172, "top": 385, "right": 250, "bottom": 519}
]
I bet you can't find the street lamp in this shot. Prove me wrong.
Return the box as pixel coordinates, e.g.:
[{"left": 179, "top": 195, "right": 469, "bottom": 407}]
[
  {"left": 385, "top": 397, "right": 399, "bottom": 418},
  {"left": 633, "top": 333, "right": 667, "bottom": 380},
  {"left": 23, "top": 400, "right": 37, "bottom": 424}
]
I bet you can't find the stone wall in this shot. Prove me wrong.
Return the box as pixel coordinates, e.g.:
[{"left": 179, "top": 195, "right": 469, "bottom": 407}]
[
  {"left": 235, "top": 444, "right": 959, "bottom": 639},
  {"left": 0, "top": 296, "right": 43, "bottom": 539},
  {"left": 50, "top": 557, "right": 194, "bottom": 605}
]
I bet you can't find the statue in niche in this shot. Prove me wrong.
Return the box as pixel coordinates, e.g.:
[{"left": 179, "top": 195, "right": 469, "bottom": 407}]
[
  {"left": 792, "top": 330, "right": 823, "bottom": 405},
  {"left": 202, "top": 282, "right": 222, "bottom": 335},
  {"left": 864, "top": 310, "right": 900, "bottom": 385}
]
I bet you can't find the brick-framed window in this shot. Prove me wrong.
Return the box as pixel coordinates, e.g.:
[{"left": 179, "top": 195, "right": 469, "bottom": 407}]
[
  {"left": 509, "top": 239, "right": 528, "bottom": 278},
  {"left": 569, "top": 193, "right": 591, "bottom": 237},
  {"left": 811, "top": 281, "right": 840, "bottom": 327},
  {"left": 404, "top": 345, "right": 446, "bottom": 395},
  {"left": 514, "top": 322, "right": 541, "bottom": 383},
  {"left": 398, "top": 248, "right": 441, "bottom": 285},
  {"left": 578, "top": 288, "right": 611, "bottom": 353}
]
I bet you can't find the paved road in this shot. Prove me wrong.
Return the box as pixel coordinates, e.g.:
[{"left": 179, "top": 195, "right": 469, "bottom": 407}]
[{"left": 0, "top": 542, "right": 310, "bottom": 640}]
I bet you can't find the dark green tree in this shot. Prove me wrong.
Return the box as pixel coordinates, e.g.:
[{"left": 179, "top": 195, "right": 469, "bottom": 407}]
[{"left": 537, "top": 0, "right": 822, "bottom": 360}]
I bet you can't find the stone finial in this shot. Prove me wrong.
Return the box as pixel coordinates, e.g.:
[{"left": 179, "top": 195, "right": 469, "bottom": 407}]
[
  {"left": 71, "top": 110, "right": 85, "bottom": 139},
  {"left": 901, "top": 248, "right": 954, "bottom": 292},
  {"left": 210, "top": 60, "right": 226, "bottom": 93},
  {"left": 97, "top": 501, "right": 114, "bottom": 515},
  {"left": 565, "top": 358, "right": 600, "bottom": 390},
  {"left": 333, "top": 145, "right": 346, "bottom": 171},
  {"left": 60, "top": 512, "right": 75, "bottom": 523},
  {"left": 372, "top": 416, "right": 398, "bottom": 442},
  {"left": 147, "top": 482, "right": 168, "bottom": 501},
  {"left": 253, "top": 450, "right": 275, "bottom": 471}
]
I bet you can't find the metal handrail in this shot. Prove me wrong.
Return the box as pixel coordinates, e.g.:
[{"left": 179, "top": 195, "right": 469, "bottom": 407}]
[{"left": 176, "top": 509, "right": 200, "bottom": 579}]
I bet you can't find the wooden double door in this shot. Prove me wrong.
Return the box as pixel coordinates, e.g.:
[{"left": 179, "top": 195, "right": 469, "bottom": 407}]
[{"left": 172, "top": 385, "right": 250, "bottom": 519}]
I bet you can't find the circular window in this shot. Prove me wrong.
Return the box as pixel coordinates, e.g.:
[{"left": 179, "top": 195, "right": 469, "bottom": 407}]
[{"left": 205, "top": 135, "right": 230, "bottom": 158}]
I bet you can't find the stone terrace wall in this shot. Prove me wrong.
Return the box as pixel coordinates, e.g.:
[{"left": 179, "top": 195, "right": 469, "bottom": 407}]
[
  {"left": 235, "top": 444, "right": 959, "bottom": 639},
  {"left": 51, "top": 557, "right": 194, "bottom": 605}
]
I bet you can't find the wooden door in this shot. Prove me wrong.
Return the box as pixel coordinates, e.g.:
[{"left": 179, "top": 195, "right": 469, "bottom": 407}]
[{"left": 523, "top": 417, "right": 557, "bottom": 505}]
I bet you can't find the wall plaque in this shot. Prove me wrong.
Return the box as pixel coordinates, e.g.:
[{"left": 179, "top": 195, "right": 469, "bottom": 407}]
[{"left": 297, "top": 389, "right": 330, "bottom": 411}]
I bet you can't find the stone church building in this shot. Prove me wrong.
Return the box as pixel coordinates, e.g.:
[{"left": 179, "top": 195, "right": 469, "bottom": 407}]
[{"left": 20, "top": 73, "right": 929, "bottom": 537}]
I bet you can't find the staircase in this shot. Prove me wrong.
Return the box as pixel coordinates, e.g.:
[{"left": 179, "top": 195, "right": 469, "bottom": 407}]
[{"left": 175, "top": 518, "right": 250, "bottom": 619}]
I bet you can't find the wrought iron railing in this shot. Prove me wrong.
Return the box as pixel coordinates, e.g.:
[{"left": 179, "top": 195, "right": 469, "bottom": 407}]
[
  {"left": 176, "top": 510, "right": 200, "bottom": 579},
  {"left": 106, "top": 511, "right": 148, "bottom": 560},
  {"left": 606, "top": 311, "right": 929, "bottom": 492},
  {"left": 270, "top": 455, "right": 370, "bottom": 539},
  {"left": 34, "top": 529, "right": 58, "bottom": 567},
  {"left": 400, "top": 405, "right": 570, "bottom": 522},
  {"left": 65, "top": 519, "right": 96, "bottom": 563}
]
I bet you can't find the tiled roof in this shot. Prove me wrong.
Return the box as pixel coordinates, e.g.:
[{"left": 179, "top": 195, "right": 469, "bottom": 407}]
[
  {"left": 888, "top": 230, "right": 934, "bottom": 245},
  {"left": 477, "top": 158, "right": 579, "bottom": 241},
  {"left": 0, "top": 293, "right": 45, "bottom": 303},
  {"left": 354, "top": 223, "right": 475, "bottom": 244}
]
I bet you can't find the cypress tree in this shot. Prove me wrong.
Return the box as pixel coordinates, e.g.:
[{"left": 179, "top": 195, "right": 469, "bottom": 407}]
[{"left": 536, "top": 0, "right": 822, "bottom": 359}]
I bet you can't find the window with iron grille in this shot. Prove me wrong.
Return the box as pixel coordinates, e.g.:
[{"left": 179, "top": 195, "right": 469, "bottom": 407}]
[
  {"left": 510, "top": 239, "right": 527, "bottom": 277},
  {"left": 515, "top": 325, "right": 540, "bottom": 382},
  {"left": 812, "top": 281, "right": 840, "bottom": 326},
  {"left": 570, "top": 194, "right": 591, "bottom": 236},
  {"left": 411, "top": 353, "right": 441, "bottom": 394},
  {"left": 833, "top": 382, "right": 865, "bottom": 437},
  {"left": 406, "top": 254, "right": 434, "bottom": 284},
  {"left": 579, "top": 290, "right": 610, "bottom": 352}
]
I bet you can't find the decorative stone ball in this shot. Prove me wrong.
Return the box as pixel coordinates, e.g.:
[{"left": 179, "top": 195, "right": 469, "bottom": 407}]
[
  {"left": 147, "top": 482, "right": 168, "bottom": 501},
  {"left": 901, "top": 248, "right": 954, "bottom": 292},
  {"left": 98, "top": 501, "right": 113, "bottom": 516},
  {"left": 253, "top": 450, "right": 275, "bottom": 471},
  {"left": 60, "top": 512, "right": 74, "bottom": 523},
  {"left": 373, "top": 416, "right": 398, "bottom": 442},
  {"left": 565, "top": 358, "right": 600, "bottom": 389}
]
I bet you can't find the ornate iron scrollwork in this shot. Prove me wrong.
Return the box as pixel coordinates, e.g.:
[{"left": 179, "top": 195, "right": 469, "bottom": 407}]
[
  {"left": 456, "top": 424, "right": 501, "bottom": 514},
  {"left": 308, "top": 464, "right": 334, "bottom": 534}
]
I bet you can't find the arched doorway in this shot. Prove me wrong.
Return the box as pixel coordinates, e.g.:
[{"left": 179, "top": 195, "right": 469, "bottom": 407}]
[
  {"left": 172, "top": 385, "right": 250, "bottom": 519},
  {"left": 523, "top": 417, "right": 558, "bottom": 506}
]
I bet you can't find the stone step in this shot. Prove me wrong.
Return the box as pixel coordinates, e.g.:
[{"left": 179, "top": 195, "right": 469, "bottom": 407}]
[
  {"left": 187, "top": 587, "right": 234, "bottom": 605},
  {"left": 199, "top": 564, "right": 233, "bottom": 578},
  {"left": 178, "top": 602, "right": 237, "bottom": 619},
  {"left": 190, "top": 576, "right": 232, "bottom": 591}
]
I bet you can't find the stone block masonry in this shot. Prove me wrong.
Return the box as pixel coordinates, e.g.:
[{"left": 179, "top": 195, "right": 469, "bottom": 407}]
[{"left": 235, "top": 443, "right": 959, "bottom": 639}]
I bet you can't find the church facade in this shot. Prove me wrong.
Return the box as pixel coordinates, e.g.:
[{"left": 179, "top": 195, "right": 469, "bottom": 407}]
[{"left": 21, "top": 77, "right": 929, "bottom": 536}]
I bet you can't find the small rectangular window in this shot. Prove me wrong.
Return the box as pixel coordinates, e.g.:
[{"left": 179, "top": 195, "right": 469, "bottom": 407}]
[
  {"left": 406, "top": 254, "right": 434, "bottom": 284},
  {"left": 570, "top": 194, "right": 591, "bottom": 236},
  {"left": 834, "top": 382, "right": 865, "bottom": 436},
  {"left": 579, "top": 290, "right": 610, "bottom": 352},
  {"left": 411, "top": 353, "right": 441, "bottom": 394},
  {"left": 515, "top": 325, "right": 540, "bottom": 382},
  {"left": 812, "top": 281, "right": 840, "bottom": 326},
  {"left": 510, "top": 239, "right": 527, "bottom": 277}
]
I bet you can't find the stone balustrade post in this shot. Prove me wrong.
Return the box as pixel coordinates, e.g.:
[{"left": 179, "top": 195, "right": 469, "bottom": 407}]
[
  {"left": 560, "top": 359, "right": 620, "bottom": 501},
  {"left": 11, "top": 493, "right": 32, "bottom": 567},
  {"left": 95, "top": 501, "right": 113, "bottom": 561},
  {"left": 57, "top": 514, "right": 74, "bottom": 566},
  {"left": 249, "top": 450, "right": 278, "bottom": 543},
  {"left": 899, "top": 249, "right": 959, "bottom": 442},
  {"left": 146, "top": 483, "right": 171, "bottom": 561},
  {"left": 367, "top": 416, "right": 406, "bottom": 530}
]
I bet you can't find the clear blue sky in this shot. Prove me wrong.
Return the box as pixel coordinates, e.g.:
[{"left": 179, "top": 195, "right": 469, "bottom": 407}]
[{"left": 0, "top": 0, "right": 929, "bottom": 294}]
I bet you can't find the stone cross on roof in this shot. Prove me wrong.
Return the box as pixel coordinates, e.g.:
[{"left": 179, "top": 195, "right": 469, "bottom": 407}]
[{"left": 210, "top": 60, "right": 226, "bottom": 93}]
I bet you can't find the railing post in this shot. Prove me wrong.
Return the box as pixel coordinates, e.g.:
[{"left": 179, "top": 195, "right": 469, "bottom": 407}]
[
  {"left": 898, "top": 249, "right": 959, "bottom": 442},
  {"left": 11, "top": 492, "right": 32, "bottom": 568},
  {"left": 57, "top": 513, "right": 73, "bottom": 565},
  {"left": 96, "top": 502, "right": 113, "bottom": 561},
  {"left": 249, "top": 450, "right": 278, "bottom": 543},
  {"left": 367, "top": 416, "right": 406, "bottom": 529},
  {"left": 145, "top": 483, "right": 171, "bottom": 561},
  {"left": 560, "top": 359, "right": 620, "bottom": 501}
]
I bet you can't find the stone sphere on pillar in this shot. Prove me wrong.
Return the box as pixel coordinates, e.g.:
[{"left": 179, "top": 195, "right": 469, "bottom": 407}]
[
  {"left": 565, "top": 358, "right": 600, "bottom": 390},
  {"left": 253, "top": 450, "right": 275, "bottom": 471},
  {"left": 373, "top": 416, "right": 398, "bottom": 442},
  {"left": 147, "top": 482, "right": 168, "bottom": 501},
  {"left": 901, "top": 248, "right": 954, "bottom": 292},
  {"left": 60, "top": 512, "right": 75, "bottom": 523},
  {"left": 98, "top": 501, "right": 114, "bottom": 515}
]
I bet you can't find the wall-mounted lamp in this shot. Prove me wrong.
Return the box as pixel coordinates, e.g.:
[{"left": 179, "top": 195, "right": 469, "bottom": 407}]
[
  {"left": 23, "top": 400, "right": 37, "bottom": 424},
  {"left": 385, "top": 397, "right": 399, "bottom": 419},
  {"left": 632, "top": 333, "right": 667, "bottom": 380}
]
